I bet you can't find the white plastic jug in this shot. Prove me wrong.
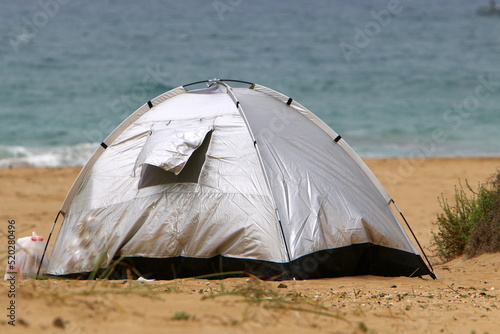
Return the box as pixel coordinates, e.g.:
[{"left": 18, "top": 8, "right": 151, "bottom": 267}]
[{"left": 4, "top": 232, "right": 46, "bottom": 280}]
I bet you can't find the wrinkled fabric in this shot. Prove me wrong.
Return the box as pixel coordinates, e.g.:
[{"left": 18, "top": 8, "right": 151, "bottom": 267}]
[
  {"left": 47, "top": 90, "right": 287, "bottom": 275},
  {"left": 47, "top": 83, "right": 422, "bottom": 276},
  {"left": 233, "top": 88, "right": 417, "bottom": 259},
  {"left": 134, "top": 121, "right": 214, "bottom": 175}
]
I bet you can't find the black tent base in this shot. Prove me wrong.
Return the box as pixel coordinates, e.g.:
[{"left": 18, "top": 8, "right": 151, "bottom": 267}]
[{"left": 52, "top": 243, "right": 435, "bottom": 280}]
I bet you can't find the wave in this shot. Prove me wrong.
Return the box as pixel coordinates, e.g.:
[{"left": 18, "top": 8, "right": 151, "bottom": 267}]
[
  {"left": 0, "top": 143, "right": 97, "bottom": 167},
  {"left": 1, "top": 138, "right": 498, "bottom": 169}
]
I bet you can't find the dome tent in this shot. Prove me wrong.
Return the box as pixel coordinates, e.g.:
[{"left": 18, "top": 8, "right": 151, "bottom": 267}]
[{"left": 42, "top": 79, "right": 435, "bottom": 280}]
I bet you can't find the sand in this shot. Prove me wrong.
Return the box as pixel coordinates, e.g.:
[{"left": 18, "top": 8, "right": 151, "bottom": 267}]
[{"left": 1, "top": 157, "right": 499, "bottom": 333}]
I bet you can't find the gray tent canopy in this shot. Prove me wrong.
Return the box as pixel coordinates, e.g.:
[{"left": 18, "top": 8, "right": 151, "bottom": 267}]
[{"left": 42, "top": 79, "right": 435, "bottom": 280}]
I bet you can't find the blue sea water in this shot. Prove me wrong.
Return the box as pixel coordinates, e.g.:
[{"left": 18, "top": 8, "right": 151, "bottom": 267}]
[{"left": 0, "top": 0, "right": 499, "bottom": 166}]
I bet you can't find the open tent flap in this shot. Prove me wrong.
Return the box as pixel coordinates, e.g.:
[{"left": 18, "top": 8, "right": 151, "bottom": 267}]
[{"left": 133, "top": 120, "right": 215, "bottom": 176}]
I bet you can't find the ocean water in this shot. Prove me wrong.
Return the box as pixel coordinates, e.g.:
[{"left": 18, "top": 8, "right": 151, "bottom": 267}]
[{"left": 1, "top": 0, "right": 499, "bottom": 167}]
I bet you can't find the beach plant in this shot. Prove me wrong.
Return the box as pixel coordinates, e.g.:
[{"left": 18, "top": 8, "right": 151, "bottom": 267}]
[
  {"left": 433, "top": 170, "right": 500, "bottom": 261},
  {"left": 172, "top": 311, "right": 190, "bottom": 320}
]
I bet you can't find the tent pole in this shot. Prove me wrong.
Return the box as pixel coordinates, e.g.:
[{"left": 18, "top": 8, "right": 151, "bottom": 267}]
[
  {"left": 219, "top": 79, "right": 292, "bottom": 263},
  {"left": 391, "top": 200, "right": 437, "bottom": 279},
  {"left": 36, "top": 210, "right": 62, "bottom": 279}
]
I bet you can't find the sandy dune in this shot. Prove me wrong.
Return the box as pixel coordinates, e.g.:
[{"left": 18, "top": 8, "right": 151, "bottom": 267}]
[{"left": 1, "top": 157, "right": 499, "bottom": 333}]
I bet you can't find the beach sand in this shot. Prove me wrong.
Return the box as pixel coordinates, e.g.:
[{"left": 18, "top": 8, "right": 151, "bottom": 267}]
[{"left": 1, "top": 157, "right": 499, "bottom": 333}]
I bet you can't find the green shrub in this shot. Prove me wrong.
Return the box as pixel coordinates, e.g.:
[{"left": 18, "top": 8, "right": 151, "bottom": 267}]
[
  {"left": 433, "top": 171, "right": 500, "bottom": 261},
  {"left": 172, "top": 311, "right": 190, "bottom": 320}
]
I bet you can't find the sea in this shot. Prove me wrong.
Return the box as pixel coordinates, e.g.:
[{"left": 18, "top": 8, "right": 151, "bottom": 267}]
[{"left": 1, "top": 0, "right": 499, "bottom": 167}]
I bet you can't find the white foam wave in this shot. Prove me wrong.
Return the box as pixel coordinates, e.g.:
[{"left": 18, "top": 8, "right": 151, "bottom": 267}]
[{"left": 0, "top": 143, "right": 98, "bottom": 167}]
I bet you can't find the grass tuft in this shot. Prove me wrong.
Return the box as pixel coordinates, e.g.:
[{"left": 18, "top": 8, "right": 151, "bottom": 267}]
[
  {"left": 172, "top": 311, "right": 191, "bottom": 320},
  {"left": 433, "top": 171, "right": 500, "bottom": 261},
  {"left": 202, "top": 277, "right": 350, "bottom": 324}
]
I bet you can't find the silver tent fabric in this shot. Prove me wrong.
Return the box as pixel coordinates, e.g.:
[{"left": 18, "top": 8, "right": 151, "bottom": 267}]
[
  {"left": 46, "top": 81, "right": 423, "bottom": 276},
  {"left": 47, "top": 88, "right": 288, "bottom": 275},
  {"left": 133, "top": 121, "right": 215, "bottom": 176},
  {"left": 233, "top": 88, "right": 416, "bottom": 260}
]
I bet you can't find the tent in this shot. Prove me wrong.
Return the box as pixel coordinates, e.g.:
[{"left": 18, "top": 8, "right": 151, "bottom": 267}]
[{"left": 42, "top": 79, "right": 435, "bottom": 280}]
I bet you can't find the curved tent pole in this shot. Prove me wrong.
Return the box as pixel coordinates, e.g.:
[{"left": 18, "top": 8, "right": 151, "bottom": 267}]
[
  {"left": 248, "top": 82, "right": 436, "bottom": 279},
  {"left": 216, "top": 79, "right": 292, "bottom": 264},
  {"left": 43, "top": 78, "right": 436, "bottom": 280},
  {"left": 182, "top": 80, "right": 210, "bottom": 88},
  {"left": 41, "top": 85, "right": 188, "bottom": 276},
  {"left": 183, "top": 79, "right": 254, "bottom": 89},
  {"left": 219, "top": 79, "right": 255, "bottom": 86}
]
